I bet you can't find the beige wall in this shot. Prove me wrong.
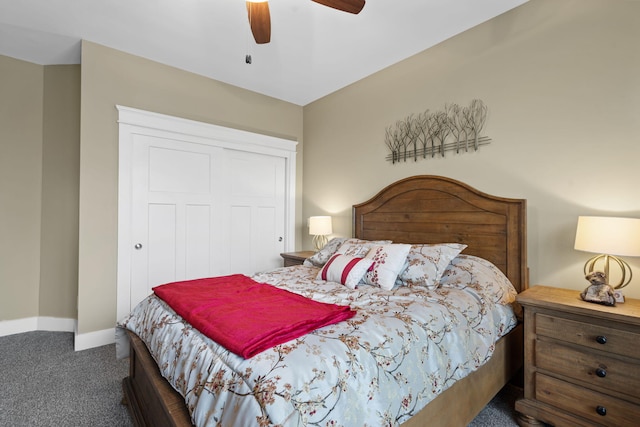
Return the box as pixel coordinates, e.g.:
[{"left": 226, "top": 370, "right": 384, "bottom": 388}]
[
  {"left": 40, "top": 65, "right": 81, "bottom": 318},
  {"left": 77, "top": 41, "right": 304, "bottom": 334},
  {"left": 0, "top": 56, "right": 43, "bottom": 321},
  {"left": 302, "top": 0, "right": 640, "bottom": 298},
  {"left": 1, "top": 58, "right": 80, "bottom": 323}
]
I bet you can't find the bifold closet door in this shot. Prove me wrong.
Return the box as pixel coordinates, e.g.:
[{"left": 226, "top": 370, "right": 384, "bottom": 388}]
[
  {"left": 128, "top": 136, "right": 286, "bottom": 309},
  {"left": 223, "top": 149, "right": 286, "bottom": 276},
  {"left": 129, "top": 135, "right": 224, "bottom": 307},
  {"left": 116, "top": 106, "right": 297, "bottom": 321}
]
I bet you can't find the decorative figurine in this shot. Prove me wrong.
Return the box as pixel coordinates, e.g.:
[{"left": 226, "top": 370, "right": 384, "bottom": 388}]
[{"left": 580, "top": 271, "right": 616, "bottom": 306}]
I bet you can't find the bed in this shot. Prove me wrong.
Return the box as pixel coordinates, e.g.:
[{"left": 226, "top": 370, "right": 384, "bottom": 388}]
[{"left": 117, "top": 175, "right": 528, "bottom": 427}]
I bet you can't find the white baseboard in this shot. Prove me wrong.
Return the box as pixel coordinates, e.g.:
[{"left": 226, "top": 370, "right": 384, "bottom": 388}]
[
  {"left": 74, "top": 327, "right": 116, "bottom": 351},
  {"left": 0, "top": 316, "right": 77, "bottom": 337},
  {"left": 38, "top": 316, "right": 77, "bottom": 332},
  {"left": 0, "top": 317, "right": 39, "bottom": 336},
  {"left": 0, "top": 317, "right": 114, "bottom": 351}
]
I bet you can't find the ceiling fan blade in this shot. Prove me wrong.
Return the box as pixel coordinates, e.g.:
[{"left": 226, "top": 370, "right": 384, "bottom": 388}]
[
  {"left": 311, "top": 0, "right": 365, "bottom": 14},
  {"left": 246, "top": 1, "right": 271, "bottom": 44}
]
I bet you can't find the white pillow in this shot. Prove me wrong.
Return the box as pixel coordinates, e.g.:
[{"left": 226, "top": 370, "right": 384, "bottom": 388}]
[
  {"left": 317, "top": 254, "right": 374, "bottom": 289},
  {"left": 397, "top": 243, "right": 467, "bottom": 290},
  {"left": 303, "top": 237, "right": 347, "bottom": 267},
  {"left": 363, "top": 244, "right": 412, "bottom": 290},
  {"left": 336, "top": 238, "right": 392, "bottom": 258},
  {"left": 439, "top": 254, "right": 517, "bottom": 305}
]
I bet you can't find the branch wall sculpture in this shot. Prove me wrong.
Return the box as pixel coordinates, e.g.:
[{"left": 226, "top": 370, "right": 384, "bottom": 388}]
[{"left": 385, "top": 99, "right": 490, "bottom": 163}]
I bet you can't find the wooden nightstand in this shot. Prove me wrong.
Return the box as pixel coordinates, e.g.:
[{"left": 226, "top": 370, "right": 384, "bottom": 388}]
[
  {"left": 280, "top": 251, "right": 316, "bottom": 267},
  {"left": 515, "top": 286, "right": 640, "bottom": 427}
]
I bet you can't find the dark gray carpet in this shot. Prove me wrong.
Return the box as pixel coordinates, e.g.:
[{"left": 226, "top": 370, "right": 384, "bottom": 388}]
[
  {"left": 0, "top": 331, "right": 522, "bottom": 426},
  {"left": 468, "top": 382, "right": 522, "bottom": 426},
  {"left": 0, "top": 331, "right": 131, "bottom": 427}
]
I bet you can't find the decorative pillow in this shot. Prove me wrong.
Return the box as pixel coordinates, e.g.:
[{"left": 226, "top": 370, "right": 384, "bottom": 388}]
[
  {"left": 336, "top": 238, "right": 392, "bottom": 258},
  {"left": 363, "top": 244, "right": 412, "bottom": 290},
  {"left": 316, "top": 254, "right": 374, "bottom": 289},
  {"left": 439, "top": 254, "right": 517, "bottom": 305},
  {"left": 397, "top": 243, "right": 467, "bottom": 290},
  {"left": 303, "top": 237, "right": 347, "bottom": 267}
]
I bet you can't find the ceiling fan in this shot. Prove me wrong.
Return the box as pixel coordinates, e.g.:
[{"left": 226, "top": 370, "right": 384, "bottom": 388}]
[{"left": 246, "top": 0, "right": 366, "bottom": 44}]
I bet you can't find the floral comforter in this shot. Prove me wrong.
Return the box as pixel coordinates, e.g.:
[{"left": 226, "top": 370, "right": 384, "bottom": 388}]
[{"left": 117, "top": 255, "right": 518, "bottom": 426}]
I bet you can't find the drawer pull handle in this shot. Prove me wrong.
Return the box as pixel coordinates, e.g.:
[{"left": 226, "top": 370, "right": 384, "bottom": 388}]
[
  {"left": 595, "top": 368, "right": 607, "bottom": 378},
  {"left": 596, "top": 405, "right": 607, "bottom": 416},
  {"left": 595, "top": 335, "right": 607, "bottom": 344}
]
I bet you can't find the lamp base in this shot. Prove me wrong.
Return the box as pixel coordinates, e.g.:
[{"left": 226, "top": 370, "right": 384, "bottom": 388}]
[
  {"left": 583, "top": 254, "right": 632, "bottom": 289},
  {"left": 312, "top": 235, "right": 328, "bottom": 251}
]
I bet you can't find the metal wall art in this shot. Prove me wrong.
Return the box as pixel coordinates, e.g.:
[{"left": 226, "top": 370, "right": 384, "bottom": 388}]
[{"left": 385, "top": 99, "right": 490, "bottom": 163}]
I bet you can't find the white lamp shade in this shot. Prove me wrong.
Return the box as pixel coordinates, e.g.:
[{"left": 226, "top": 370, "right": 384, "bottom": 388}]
[
  {"left": 309, "top": 216, "right": 332, "bottom": 236},
  {"left": 574, "top": 216, "right": 640, "bottom": 257}
]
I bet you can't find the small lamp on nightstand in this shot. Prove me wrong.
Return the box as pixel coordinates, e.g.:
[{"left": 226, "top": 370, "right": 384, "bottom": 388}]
[
  {"left": 309, "top": 216, "right": 332, "bottom": 251},
  {"left": 574, "top": 216, "right": 640, "bottom": 289}
]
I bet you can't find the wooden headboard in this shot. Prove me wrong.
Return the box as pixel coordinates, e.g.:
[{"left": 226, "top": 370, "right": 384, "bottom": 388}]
[{"left": 353, "top": 175, "right": 528, "bottom": 292}]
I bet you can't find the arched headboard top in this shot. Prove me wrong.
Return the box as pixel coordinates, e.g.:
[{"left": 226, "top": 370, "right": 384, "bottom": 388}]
[{"left": 353, "top": 175, "right": 528, "bottom": 292}]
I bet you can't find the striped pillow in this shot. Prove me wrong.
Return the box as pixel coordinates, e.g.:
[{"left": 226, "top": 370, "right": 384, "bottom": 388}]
[{"left": 317, "top": 254, "right": 374, "bottom": 289}]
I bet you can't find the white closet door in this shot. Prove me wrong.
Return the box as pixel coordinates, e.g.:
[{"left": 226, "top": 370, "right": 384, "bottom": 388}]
[
  {"left": 128, "top": 137, "right": 287, "bottom": 310},
  {"left": 130, "top": 134, "right": 225, "bottom": 307},
  {"left": 116, "top": 106, "right": 297, "bottom": 321},
  {"left": 224, "top": 150, "right": 286, "bottom": 275}
]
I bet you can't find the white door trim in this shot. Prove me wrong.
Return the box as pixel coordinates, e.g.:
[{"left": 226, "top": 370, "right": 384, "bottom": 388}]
[{"left": 116, "top": 105, "right": 297, "bottom": 322}]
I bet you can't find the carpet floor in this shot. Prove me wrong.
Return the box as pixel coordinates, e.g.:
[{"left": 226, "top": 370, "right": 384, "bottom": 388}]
[{"left": 0, "top": 331, "right": 523, "bottom": 426}]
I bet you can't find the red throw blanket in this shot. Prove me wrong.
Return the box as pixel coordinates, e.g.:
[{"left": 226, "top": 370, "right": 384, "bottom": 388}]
[{"left": 153, "top": 274, "right": 356, "bottom": 358}]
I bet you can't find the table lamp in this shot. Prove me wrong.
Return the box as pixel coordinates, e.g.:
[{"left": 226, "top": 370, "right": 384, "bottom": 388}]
[
  {"left": 574, "top": 216, "right": 640, "bottom": 289},
  {"left": 309, "top": 216, "right": 332, "bottom": 251}
]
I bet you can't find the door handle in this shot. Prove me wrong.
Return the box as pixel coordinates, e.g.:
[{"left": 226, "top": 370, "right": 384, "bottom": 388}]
[{"left": 134, "top": 243, "right": 143, "bottom": 250}]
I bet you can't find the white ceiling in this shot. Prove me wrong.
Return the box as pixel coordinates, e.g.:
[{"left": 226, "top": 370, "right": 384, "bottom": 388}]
[{"left": 0, "top": 0, "right": 528, "bottom": 106}]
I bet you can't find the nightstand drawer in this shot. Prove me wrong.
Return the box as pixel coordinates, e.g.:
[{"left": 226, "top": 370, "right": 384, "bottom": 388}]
[
  {"left": 536, "top": 339, "right": 640, "bottom": 398},
  {"left": 536, "top": 373, "right": 640, "bottom": 426},
  {"left": 280, "top": 251, "right": 315, "bottom": 267},
  {"left": 283, "top": 257, "right": 304, "bottom": 267},
  {"left": 536, "top": 313, "right": 640, "bottom": 359}
]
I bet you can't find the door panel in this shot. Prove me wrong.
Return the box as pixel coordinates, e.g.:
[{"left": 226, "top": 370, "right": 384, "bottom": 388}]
[
  {"left": 148, "top": 146, "right": 211, "bottom": 194},
  {"left": 185, "top": 204, "right": 211, "bottom": 279},
  {"left": 146, "top": 203, "right": 177, "bottom": 293},
  {"left": 255, "top": 206, "right": 278, "bottom": 273},
  {"left": 130, "top": 134, "right": 222, "bottom": 308},
  {"left": 229, "top": 205, "right": 252, "bottom": 274},
  {"left": 227, "top": 150, "right": 285, "bottom": 275}
]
